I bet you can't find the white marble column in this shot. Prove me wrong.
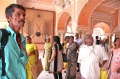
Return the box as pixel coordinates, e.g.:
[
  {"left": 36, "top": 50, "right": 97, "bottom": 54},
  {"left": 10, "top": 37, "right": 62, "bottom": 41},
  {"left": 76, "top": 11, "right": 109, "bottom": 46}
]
[
  {"left": 56, "top": 32, "right": 60, "bottom": 37},
  {"left": 60, "top": 32, "right": 65, "bottom": 44},
  {"left": 57, "top": 30, "right": 66, "bottom": 44},
  {"left": 81, "top": 30, "right": 86, "bottom": 41}
]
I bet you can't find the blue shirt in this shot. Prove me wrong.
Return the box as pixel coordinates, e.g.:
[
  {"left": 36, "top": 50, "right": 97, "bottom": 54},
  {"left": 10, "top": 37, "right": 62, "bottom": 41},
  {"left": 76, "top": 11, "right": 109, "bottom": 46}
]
[{"left": 0, "top": 26, "right": 28, "bottom": 79}]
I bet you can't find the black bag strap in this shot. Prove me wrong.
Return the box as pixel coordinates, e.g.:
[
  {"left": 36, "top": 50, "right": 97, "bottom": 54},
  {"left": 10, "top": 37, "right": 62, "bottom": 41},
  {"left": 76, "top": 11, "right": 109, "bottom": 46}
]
[{"left": 0, "top": 29, "right": 10, "bottom": 76}]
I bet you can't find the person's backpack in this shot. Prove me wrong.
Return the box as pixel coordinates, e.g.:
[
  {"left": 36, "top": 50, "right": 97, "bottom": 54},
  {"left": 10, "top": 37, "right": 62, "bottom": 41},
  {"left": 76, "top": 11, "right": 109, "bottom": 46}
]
[{"left": 0, "top": 29, "right": 10, "bottom": 76}]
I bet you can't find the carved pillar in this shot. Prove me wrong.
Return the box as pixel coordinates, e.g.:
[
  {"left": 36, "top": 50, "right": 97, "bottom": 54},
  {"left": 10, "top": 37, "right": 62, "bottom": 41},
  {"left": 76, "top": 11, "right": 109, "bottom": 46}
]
[
  {"left": 56, "top": 32, "right": 60, "bottom": 37},
  {"left": 57, "top": 30, "right": 65, "bottom": 44},
  {"left": 108, "top": 35, "right": 112, "bottom": 48},
  {"left": 60, "top": 32, "right": 65, "bottom": 44},
  {"left": 88, "top": 17, "right": 93, "bottom": 35},
  {"left": 81, "top": 30, "right": 86, "bottom": 41}
]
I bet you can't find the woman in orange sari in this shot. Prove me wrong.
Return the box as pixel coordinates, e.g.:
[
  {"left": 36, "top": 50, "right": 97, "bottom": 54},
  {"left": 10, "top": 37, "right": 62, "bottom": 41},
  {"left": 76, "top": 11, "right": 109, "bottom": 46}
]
[{"left": 110, "top": 38, "right": 120, "bottom": 79}]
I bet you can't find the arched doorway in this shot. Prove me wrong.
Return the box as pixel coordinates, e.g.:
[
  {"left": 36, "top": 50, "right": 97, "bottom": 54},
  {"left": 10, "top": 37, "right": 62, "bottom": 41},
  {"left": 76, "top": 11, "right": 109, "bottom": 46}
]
[
  {"left": 77, "top": 0, "right": 103, "bottom": 26},
  {"left": 92, "top": 22, "right": 115, "bottom": 47},
  {"left": 58, "top": 12, "right": 71, "bottom": 31},
  {"left": 57, "top": 12, "right": 71, "bottom": 43}
]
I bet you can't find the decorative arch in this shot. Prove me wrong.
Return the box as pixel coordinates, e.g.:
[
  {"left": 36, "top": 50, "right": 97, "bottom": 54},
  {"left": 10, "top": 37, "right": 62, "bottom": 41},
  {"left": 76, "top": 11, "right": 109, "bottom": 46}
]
[
  {"left": 77, "top": 0, "right": 103, "bottom": 26},
  {"left": 58, "top": 12, "right": 71, "bottom": 32},
  {"left": 94, "top": 22, "right": 110, "bottom": 34}
]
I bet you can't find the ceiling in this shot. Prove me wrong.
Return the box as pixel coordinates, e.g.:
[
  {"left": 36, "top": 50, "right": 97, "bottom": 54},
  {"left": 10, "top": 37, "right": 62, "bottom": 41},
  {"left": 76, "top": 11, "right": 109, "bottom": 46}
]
[
  {"left": 12, "top": 0, "right": 120, "bottom": 14},
  {"left": 17, "top": 0, "right": 55, "bottom": 11},
  {"left": 17, "top": 0, "right": 74, "bottom": 11},
  {"left": 1, "top": 0, "right": 120, "bottom": 15},
  {"left": 94, "top": 0, "right": 120, "bottom": 14},
  {"left": 28, "top": 0, "right": 53, "bottom": 3}
]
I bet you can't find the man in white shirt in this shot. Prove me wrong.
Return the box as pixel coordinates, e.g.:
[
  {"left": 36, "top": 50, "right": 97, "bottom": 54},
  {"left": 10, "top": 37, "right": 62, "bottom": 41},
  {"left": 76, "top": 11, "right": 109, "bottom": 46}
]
[
  {"left": 77, "top": 34, "right": 108, "bottom": 79},
  {"left": 74, "top": 33, "right": 82, "bottom": 46},
  {"left": 74, "top": 33, "right": 82, "bottom": 72}
]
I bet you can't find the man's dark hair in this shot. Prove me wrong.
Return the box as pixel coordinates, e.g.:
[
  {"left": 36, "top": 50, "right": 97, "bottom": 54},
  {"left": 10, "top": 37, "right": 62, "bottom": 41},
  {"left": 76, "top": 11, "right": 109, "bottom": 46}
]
[
  {"left": 95, "top": 36, "right": 98, "bottom": 39},
  {"left": 5, "top": 4, "right": 26, "bottom": 17}
]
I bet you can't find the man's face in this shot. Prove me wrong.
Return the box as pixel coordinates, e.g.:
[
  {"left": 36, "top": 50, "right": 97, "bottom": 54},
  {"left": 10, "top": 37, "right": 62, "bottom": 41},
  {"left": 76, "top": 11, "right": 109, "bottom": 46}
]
[
  {"left": 8, "top": 7, "right": 26, "bottom": 28},
  {"left": 85, "top": 35, "right": 93, "bottom": 44},
  {"left": 75, "top": 33, "right": 79, "bottom": 39}
]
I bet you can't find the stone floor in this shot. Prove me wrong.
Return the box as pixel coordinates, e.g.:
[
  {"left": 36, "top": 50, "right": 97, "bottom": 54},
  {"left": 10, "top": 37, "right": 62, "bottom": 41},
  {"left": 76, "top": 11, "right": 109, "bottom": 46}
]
[{"left": 37, "top": 50, "right": 81, "bottom": 79}]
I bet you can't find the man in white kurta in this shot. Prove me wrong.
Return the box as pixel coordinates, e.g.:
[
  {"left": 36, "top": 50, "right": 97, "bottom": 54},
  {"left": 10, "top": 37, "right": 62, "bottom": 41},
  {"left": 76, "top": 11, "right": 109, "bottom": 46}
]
[{"left": 77, "top": 34, "right": 108, "bottom": 79}]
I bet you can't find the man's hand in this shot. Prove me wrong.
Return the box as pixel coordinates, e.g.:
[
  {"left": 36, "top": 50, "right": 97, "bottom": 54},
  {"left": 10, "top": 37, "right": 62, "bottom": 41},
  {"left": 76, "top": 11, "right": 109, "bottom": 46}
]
[{"left": 99, "top": 63, "right": 103, "bottom": 68}]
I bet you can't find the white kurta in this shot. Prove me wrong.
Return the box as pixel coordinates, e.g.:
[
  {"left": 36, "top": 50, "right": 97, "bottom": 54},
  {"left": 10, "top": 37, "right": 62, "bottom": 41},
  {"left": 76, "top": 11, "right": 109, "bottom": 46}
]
[{"left": 77, "top": 45, "right": 108, "bottom": 79}]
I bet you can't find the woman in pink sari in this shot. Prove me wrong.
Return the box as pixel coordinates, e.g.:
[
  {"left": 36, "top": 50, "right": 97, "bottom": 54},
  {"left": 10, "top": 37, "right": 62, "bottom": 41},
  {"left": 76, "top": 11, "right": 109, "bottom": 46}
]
[{"left": 110, "top": 38, "right": 120, "bottom": 79}]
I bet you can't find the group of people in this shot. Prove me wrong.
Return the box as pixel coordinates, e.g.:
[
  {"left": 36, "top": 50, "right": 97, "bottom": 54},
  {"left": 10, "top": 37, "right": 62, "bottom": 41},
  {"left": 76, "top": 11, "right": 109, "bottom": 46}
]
[
  {"left": 0, "top": 3, "right": 80, "bottom": 79},
  {"left": 0, "top": 3, "right": 120, "bottom": 79},
  {"left": 43, "top": 33, "right": 120, "bottom": 79},
  {"left": 43, "top": 35, "right": 79, "bottom": 79}
]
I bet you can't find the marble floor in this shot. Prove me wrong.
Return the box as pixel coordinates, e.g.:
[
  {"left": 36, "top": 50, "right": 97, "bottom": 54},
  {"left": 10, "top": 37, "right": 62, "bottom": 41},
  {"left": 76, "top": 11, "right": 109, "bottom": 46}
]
[{"left": 37, "top": 50, "right": 81, "bottom": 79}]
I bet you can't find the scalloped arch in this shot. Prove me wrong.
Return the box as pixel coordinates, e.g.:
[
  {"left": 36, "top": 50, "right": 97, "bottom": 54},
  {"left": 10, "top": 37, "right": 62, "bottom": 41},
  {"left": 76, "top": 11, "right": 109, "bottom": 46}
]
[{"left": 58, "top": 12, "right": 71, "bottom": 31}]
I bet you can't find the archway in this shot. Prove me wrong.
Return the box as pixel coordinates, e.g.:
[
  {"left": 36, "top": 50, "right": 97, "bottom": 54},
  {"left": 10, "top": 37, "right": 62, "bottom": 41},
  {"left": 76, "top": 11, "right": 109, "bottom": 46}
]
[
  {"left": 77, "top": 0, "right": 103, "bottom": 26},
  {"left": 93, "top": 22, "right": 110, "bottom": 38},
  {"left": 93, "top": 22, "right": 110, "bottom": 35},
  {"left": 57, "top": 12, "right": 71, "bottom": 43},
  {"left": 92, "top": 22, "right": 112, "bottom": 46},
  {"left": 58, "top": 12, "right": 71, "bottom": 32}
]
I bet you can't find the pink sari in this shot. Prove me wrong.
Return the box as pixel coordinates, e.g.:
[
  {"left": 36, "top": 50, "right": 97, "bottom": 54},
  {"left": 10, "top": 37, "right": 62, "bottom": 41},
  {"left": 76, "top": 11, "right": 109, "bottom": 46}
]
[
  {"left": 110, "top": 48, "right": 120, "bottom": 79},
  {"left": 81, "top": 76, "right": 86, "bottom": 79}
]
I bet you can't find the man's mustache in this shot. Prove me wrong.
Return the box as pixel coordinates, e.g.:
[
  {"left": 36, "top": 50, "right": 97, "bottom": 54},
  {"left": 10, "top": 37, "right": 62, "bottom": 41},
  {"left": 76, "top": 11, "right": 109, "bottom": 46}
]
[{"left": 18, "top": 20, "right": 25, "bottom": 23}]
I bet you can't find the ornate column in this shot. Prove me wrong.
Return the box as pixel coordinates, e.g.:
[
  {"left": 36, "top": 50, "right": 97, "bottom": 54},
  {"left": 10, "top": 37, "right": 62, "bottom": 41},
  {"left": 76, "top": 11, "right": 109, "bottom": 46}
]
[
  {"left": 60, "top": 32, "right": 65, "bottom": 44},
  {"left": 57, "top": 30, "right": 66, "bottom": 44},
  {"left": 81, "top": 30, "right": 86, "bottom": 41},
  {"left": 76, "top": 27, "right": 81, "bottom": 38},
  {"left": 56, "top": 31, "right": 60, "bottom": 37},
  {"left": 109, "top": 35, "right": 113, "bottom": 48}
]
